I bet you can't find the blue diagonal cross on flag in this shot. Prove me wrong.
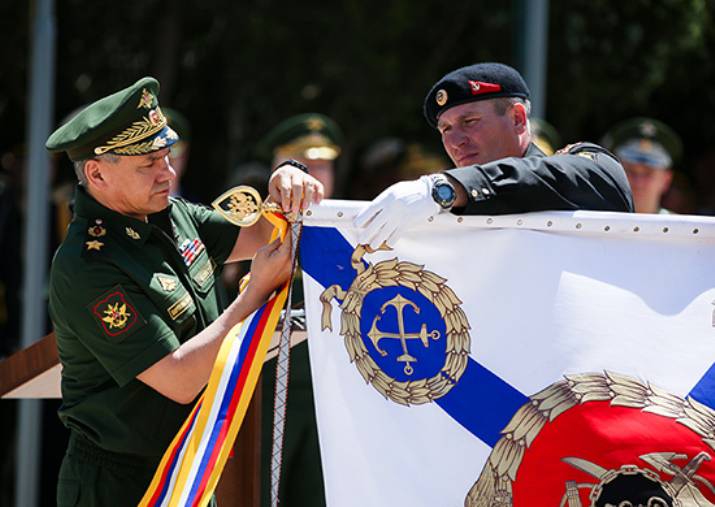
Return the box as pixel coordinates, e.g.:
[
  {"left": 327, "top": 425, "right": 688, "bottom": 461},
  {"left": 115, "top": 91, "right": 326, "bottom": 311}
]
[{"left": 298, "top": 205, "right": 715, "bottom": 507}]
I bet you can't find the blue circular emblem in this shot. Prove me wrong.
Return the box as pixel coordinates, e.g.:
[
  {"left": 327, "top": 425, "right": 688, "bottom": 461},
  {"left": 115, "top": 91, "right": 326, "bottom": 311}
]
[{"left": 360, "top": 286, "right": 447, "bottom": 382}]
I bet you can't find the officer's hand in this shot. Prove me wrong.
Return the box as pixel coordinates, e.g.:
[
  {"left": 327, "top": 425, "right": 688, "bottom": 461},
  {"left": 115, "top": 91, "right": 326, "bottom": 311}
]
[
  {"left": 245, "top": 231, "right": 293, "bottom": 302},
  {"left": 353, "top": 176, "right": 441, "bottom": 250},
  {"left": 269, "top": 164, "right": 324, "bottom": 215}
]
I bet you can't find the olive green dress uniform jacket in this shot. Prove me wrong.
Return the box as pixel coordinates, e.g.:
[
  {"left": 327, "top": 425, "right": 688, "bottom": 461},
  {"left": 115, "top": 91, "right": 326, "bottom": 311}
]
[
  {"left": 445, "top": 142, "right": 634, "bottom": 214},
  {"left": 50, "top": 187, "right": 238, "bottom": 506}
]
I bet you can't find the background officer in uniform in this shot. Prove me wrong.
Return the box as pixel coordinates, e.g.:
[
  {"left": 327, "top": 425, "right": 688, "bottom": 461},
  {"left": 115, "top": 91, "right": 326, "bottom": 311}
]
[
  {"left": 260, "top": 113, "right": 343, "bottom": 198},
  {"left": 45, "top": 77, "right": 323, "bottom": 506},
  {"left": 530, "top": 117, "right": 561, "bottom": 156},
  {"left": 258, "top": 113, "right": 343, "bottom": 507},
  {"left": 602, "top": 117, "right": 682, "bottom": 214},
  {"left": 354, "top": 62, "right": 634, "bottom": 247}
]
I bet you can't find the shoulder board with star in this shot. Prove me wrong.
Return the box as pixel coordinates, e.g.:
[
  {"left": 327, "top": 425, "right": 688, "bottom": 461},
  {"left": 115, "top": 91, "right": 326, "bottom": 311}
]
[{"left": 555, "top": 141, "right": 618, "bottom": 162}]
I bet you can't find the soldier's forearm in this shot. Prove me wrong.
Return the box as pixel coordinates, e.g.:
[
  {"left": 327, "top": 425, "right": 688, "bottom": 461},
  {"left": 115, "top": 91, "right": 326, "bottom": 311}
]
[
  {"left": 226, "top": 214, "right": 274, "bottom": 263},
  {"left": 136, "top": 287, "right": 266, "bottom": 404}
]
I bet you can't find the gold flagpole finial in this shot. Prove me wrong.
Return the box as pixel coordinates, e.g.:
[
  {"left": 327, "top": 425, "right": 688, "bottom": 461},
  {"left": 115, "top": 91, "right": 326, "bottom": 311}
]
[{"left": 211, "top": 185, "right": 298, "bottom": 227}]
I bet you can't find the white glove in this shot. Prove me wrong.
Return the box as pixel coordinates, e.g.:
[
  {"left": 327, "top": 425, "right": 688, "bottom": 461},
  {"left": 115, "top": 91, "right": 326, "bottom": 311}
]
[{"left": 354, "top": 175, "right": 441, "bottom": 249}]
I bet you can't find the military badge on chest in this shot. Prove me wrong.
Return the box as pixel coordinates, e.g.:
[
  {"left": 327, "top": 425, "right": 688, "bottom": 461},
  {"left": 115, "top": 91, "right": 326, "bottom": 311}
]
[
  {"left": 178, "top": 238, "right": 206, "bottom": 267},
  {"left": 156, "top": 274, "right": 178, "bottom": 292}
]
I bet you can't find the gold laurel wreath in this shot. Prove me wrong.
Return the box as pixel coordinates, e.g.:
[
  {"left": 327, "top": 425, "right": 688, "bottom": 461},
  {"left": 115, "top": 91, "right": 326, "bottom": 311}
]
[
  {"left": 465, "top": 371, "right": 715, "bottom": 507},
  {"left": 319, "top": 245, "right": 471, "bottom": 406},
  {"left": 94, "top": 108, "right": 167, "bottom": 155},
  {"left": 111, "top": 136, "right": 166, "bottom": 156}
]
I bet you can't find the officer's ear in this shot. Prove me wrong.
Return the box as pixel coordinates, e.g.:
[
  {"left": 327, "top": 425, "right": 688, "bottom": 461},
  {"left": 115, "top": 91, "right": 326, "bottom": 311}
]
[
  {"left": 659, "top": 168, "right": 674, "bottom": 194},
  {"left": 511, "top": 102, "right": 528, "bottom": 135},
  {"left": 85, "top": 159, "right": 108, "bottom": 189}
]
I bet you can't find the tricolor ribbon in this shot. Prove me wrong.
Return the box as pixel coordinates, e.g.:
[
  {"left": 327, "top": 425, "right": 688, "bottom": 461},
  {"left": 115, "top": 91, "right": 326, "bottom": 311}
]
[{"left": 140, "top": 213, "right": 290, "bottom": 507}]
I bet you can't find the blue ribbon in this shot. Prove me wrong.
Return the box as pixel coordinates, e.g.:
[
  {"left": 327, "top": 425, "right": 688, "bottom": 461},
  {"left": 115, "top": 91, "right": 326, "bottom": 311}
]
[{"left": 300, "top": 226, "right": 528, "bottom": 446}]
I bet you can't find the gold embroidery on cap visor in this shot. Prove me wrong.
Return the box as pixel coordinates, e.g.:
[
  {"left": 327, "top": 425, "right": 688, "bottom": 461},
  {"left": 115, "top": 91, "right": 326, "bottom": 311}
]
[
  {"left": 93, "top": 107, "right": 168, "bottom": 156},
  {"left": 435, "top": 89, "right": 448, "bottom": 106},
  {"left": 274, "top": 133, "right": 341, "bottom": 161},
  {"left": 306, "top": 117, "right": 326, "bottom": 131}
]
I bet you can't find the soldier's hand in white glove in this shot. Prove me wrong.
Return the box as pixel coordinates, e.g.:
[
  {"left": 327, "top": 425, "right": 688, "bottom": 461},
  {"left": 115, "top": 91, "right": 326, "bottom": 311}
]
[{"left": 353, "top": 176, "right": 441, "bottom": 250}]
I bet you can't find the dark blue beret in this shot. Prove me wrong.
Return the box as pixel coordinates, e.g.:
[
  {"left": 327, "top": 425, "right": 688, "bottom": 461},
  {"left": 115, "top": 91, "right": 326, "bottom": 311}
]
[{"left": 423, "top": 63, "right": 530, "bottom": 128}]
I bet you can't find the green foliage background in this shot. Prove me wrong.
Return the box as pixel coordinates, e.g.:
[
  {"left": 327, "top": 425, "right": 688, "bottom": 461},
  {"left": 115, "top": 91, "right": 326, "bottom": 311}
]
[{"left": 1, "top": 0, "right": 714, "bottom": 201}]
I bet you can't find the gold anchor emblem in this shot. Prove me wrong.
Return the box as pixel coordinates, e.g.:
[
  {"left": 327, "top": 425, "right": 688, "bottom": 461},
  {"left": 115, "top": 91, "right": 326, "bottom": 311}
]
[
  {"left": 368, "top": 294, "right": 440, "bottom": 376},
  {"left": 211, "top": 185, "right": 298, "bottom": 227},
  {"left": 320, "top": 244, "right": 470, "bottom": 405}
]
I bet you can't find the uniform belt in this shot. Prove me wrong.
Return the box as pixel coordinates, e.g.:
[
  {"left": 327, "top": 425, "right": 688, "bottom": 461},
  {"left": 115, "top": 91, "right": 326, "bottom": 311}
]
[{"left": 67, "top": 431, "right": 157, "bottom": 470}]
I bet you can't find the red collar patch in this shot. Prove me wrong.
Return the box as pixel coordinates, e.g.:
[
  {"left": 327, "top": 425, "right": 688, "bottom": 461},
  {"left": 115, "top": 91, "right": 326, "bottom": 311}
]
[{"left": 468, "top": 80, "right": 502, "bottom": 96}]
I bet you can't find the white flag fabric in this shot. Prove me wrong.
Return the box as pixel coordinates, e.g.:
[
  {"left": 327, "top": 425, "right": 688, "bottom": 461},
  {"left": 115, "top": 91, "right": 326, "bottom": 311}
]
[{"left": 300, "top": 201, "right": 715, "bottom": 507}]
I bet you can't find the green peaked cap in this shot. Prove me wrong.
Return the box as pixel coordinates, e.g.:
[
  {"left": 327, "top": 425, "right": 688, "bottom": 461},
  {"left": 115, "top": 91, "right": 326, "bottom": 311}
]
[
  {"left": 46, "top": 76, "right": 179, "bottom": 161},
  {"left": 602, "top": 117, "right": 682, "bottom": 168},
  {"left": 259, "top": 113, "right": 343, "bottom": 161}
]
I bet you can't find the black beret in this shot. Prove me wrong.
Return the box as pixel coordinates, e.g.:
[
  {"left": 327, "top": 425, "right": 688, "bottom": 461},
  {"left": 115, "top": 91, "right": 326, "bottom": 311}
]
[{"left": 423, "top": 63, "right": 530, "bottom": 128}]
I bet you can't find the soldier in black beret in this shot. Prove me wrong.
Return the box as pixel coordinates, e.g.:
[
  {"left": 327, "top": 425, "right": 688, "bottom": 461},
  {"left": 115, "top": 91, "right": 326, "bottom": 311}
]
[{"left": 355, "top": 62, "right": 634, "bottom": 247}]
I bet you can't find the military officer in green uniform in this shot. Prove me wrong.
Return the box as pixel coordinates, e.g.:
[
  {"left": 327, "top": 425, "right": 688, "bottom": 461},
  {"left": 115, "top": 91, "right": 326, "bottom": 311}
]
[
  {"left": 46, "top": 77, "right": 324, "bottom": 506},
  {"left": 258, "top": 113, "right": 343, "bottom": 507},
  {"left": 602, "top": 117, "right": 683, "bottom": 214},
  {"left": 260, "top": 113, "right": 343, "bottom": 198}
]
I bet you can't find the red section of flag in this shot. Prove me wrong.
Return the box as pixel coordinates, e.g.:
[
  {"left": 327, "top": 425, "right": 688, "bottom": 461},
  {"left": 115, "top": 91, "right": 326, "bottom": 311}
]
[
  {"left": 468, "top": 80, "right": 502, "bottom": 96},
  {"left": 512, "top": 401, "right": 715, "bottom": 506}
]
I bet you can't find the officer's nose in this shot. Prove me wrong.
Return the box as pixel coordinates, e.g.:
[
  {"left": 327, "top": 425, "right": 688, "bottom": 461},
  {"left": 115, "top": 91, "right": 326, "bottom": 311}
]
[
  {"left": 446, "top": 128, "right": 469, "bottom": 149},
  {"left": 443, "top": 129, "right": 469, "bottom": 160},
  {"left": 158, "top": 155, "right": 176, "bottom": 182}
]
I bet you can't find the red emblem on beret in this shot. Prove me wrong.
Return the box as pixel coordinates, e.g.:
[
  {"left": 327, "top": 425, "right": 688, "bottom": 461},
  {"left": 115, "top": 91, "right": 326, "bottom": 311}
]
[{"left": 468, "top": 80, "right": 502, "bottom": 96}]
